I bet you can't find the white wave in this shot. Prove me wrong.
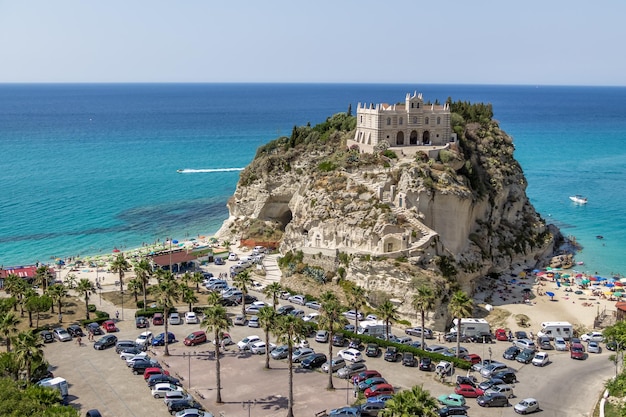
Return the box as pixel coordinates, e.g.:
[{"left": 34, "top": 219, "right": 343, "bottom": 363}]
[{"left": 177, "top": 168, "right": 244, "bottom": 173}]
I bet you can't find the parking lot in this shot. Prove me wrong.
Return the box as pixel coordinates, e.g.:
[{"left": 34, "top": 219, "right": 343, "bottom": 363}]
[{"left": 44, "top": 291, "right": 615, "bottom": 417}]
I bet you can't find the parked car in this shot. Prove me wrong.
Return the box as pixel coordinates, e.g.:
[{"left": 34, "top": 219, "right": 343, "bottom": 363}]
[
  {"left": 364, "top": 383, "right": 394, "bottom": 398},
  {"left": 480, "top": 362, "right": 508, "bottom": 378},
  {"left": 514, "top": 339, "right": 536, "bottom": 351},
  {"left": 119, "top": 348, "right": 147, "bottom": 361},
  {"left": 67, "top": 324, "right": 85, "bottom": 337},
  {"left": 322, "top": 357, "right": 347, "bottom": 373},
  {"left": 359, "top": 401, "right": 386, "bottom": 417},
  {"left": 358, "top": 377, "right": 388, "bottom": 392},
  {"left": 588, "top": 341, "right": 602, "bottom": 354},
  {"left": 315, "top": 330, "right": 329, "bottom": 343},
  {"left": 435, "top": 361, "right": 454, "bottom": 376},
  {"left": 337, "top": 362, "right": 368, "bottom": 379},
  {"left": 147, "top": 374, "right": 180, "bottom": 388},
  {"left": 485, "top": 384, "right": 514, "bottom": 399},
  {"left": 491, "top": 369, "right": 517, "bottom": 384},
  {"left": 581, "top": 331, "right": 604, "bottom": 342},
  {"left": 460, "top": 353, "right": 481, "bottom": 365},
  {"left": 250, "top": 341, "right": 276, "bottom": 355},
  {"left": 405, "top": 327, "right": 434, "bottom": 338},
  {"left": 300, "top": 353, "right": 327, "bottom": 369},
  {"left": 437, "top": 406, "right": 468, "bottom": 416},
  {"left": 85, "top": 411, "right": 103, "bottom": 417},
  {"left": 338, "top": 348, "right": 364, "bottom": 362},
  {"left": 503, "top": 346, "right": 521, "bottom": 360},
  {"left": 41, "top": 330, "right": 55, "bottom": 343},
  {"left": 152, "top": 313, "right": 164, "bottom": 325},
  {"left": 402, "top": 352, "right": 416, "bottom": 367},
  {"left": 169, "top": 313, "right": 181, "bottom": 325},
  {"left": 444, "top": 333, "right": 469, "bottom": 343},
  {"left": 271, "top": 345, "right": 289, "bottom": 360},
  {"left": 437, "top": 394, "right": 466, "bottom": 407},
  {"left": 538, "top": 336, "right": 554, "bottom": 350},
  {"left": 305, "top": 301, "right": 322, "bottom": 310},
  {"left": 131, "top": 358, "right": 161, "bottom": 375},
  {"left": 115, "top": 340, "right": 137, "bottom": 353},
  {"left": 228, "top": 252, "right": 238, "bottom": 261},
  {"left": 570, "top": 342, "right": 586, "bottom": 359},
  {"left": 349, "top": 339, "right": 364, "bottom": 351},
  {"left": 237, "top": 335, "right": 261, "bottom": 350},
  {"left": 343, "top": 310, "right": 364, "bottom": 321},
  {"left": 455, "top": 376, "right": 477, "bottom": 388},
  {"left": 53, "top": 328, "right": 72, "bottom": 342},
  {"left": 144, "top": 368, "right": 172, "bottom": 383},
  {"left": 93, "top": 334, "right": 118, "bottom": 350},
  {"left": 173, "top": 409, "right": 211, "bottom": 417},
  {"left": 151, "top": 382, "right": 184, "bottom": 398},
  {"left": 333, "top": 334, "right": 347, "bottom": 347},
  {"left": 554, "top": 337, "right": 568, "bottom": 351},
  {"left": 365, "top": 343, "right": 381, "bottom": 357},
  {"left": 288, "top": 294, "right": 306, "bottom": 305},
  {"left": 86, "top": 322, "right": 104, "bottom": 336},
  {"left": 516, "top": 348, "right": 535, "bottom": 364},
  {"left": 477, "top": 392, "right": 510, "bottom": 407},
  {"left": 234, "top": 314, "right": 247, "bottom": 326},
  {"left": 135, "top": 331, "right": 153, "bottom": 348},
  {"left": 289, "top": 309, "right": 305, "bottom": 319},
  {"left": 514, "top": 398, "right": 540, "bottom": 414},
  {"left": 454, "top": 384, "right": 484, "bottom": 398},
  {"left": 425, "top": 345, "right": 447, "bottom": 354},
  {"left": 233, "top": 294, "right": 258, "bottom": 305},
  {"left": 135, "top": 316, "right": 149, "bottom": 328},
  {"left": 184, "top": 331, "right": 207, "bottom": 346},
  {"left": 247, "top": 315, "right": 260, "bottom": 328},
  {"left": 126, "top": 354, "right": 152, "bottom": 366},
  {"left": 277, "top": 305, "right": 295, "bottom": 315},
  {"left": 419, "top": 357, "right": 435, "bottom": 371},
  {"left": 184, "top": 312, "right": 199, "bottom": 324},
  {"left": 214, "top": 256, "right": 225, "bottom": 265},
  {"left": 328, "top": 406, "right": 361, "bottom": 417},
  {"left": 478, "top": 378, "right": 505, "bottom": 391},
  {"left": 303, "top": 312, "right": 320, "bottom": 322},
  {"left": 163, "top": 390, "right": 193, "bottom": 406},
  {"left": 495, "top": 328, "right": 508, "bottom": 341},
  {"left": 167, "top": 399, "right": 205, "bottom": 415},
  {"left": 102, "top": 320, "right": 118, "bottom": 333},
  {"left": 384, "top": 346, "right": 399, "bottom": 362},
  {"left": 152, "top": 332, "right": 176, "bottom": 346},
  {"left": 352, "top": 370, "right": 381, "bottom": 384},
  {"left": 291, "top": 347, "right": 315, "bottom": 363},
  {"left": 532, "top": 352, "right": 549, "bottom": 366}
]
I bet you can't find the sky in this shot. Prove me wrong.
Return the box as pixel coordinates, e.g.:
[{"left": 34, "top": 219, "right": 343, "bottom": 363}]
[{"left": 1, "top": 0, "right": 625, "bottom": 86}]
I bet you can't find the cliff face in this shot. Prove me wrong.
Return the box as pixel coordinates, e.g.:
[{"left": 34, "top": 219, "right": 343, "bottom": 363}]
[{"left": 217, "top": 112, "right": 558, "bottom": 318}]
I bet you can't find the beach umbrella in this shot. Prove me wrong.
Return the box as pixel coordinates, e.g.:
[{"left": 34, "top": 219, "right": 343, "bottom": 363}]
[
  {"left": 581, "top": 279, "right": 590, "bottom": 285},
  {"left": 112, "top": 248, "right": 120, "bottom": 253},
  {"left": 606, "top": 283, "right": 615, "bottom": 288},
  {"left": 616, "top": 282, "right": 624, "bottom": 287},
  {"left": 545, "top": 291, "right": 555, "bottom": 300},
  {"left": 562, "top": 274, "right": 571, "bottom": 278},
  {"left": 589, "top": 276, "right": 598, "bottom": 281},
  {"left": 621, "top": 278, "right": 626, "bottom": 283},
  {"left": 522, "top": 288, "right": 532, "bottom": 293},
  {"left": 616, "top": 292, "right": 624, "bottom": 297}
]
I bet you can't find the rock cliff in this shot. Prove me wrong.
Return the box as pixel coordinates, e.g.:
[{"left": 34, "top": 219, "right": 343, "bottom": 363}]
[{"left": 217, "top": 109, "right": 560, "bottom": 324}]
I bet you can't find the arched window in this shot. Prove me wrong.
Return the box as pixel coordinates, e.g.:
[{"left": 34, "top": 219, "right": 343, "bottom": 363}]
[
  {"left": 437, "top": 117, "right": 441, "bottom": 125},
  {"left": 360, "top": 115, "right": 363, "bottom": 123},
  {"left": 387, "top": 117, "right": 391, "bottom": 125},
  {"left": 399, "top": 117, "right": 403, "bottom": 125},
  {"left": 425, "top": 117, "right": 429, "bottom": 125}
]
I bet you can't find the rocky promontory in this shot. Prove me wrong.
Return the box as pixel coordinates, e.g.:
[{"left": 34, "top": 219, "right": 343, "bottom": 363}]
[{"left": 217, "top": 103, "right": 560, "bottom": 325}]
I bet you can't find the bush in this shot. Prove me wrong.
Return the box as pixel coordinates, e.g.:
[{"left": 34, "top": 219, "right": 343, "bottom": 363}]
[
  {"left": 94, "top": 310, "right": 110, "bottom": 319},
  {"left": 87, "top": 304, "right": 97, "bottom": 312},
  {"left": 134, "top": 307, "right": 170, "bottom": 318},
  {"left": 80, "top": 317, "right": 110, "bottom": 326},
  {"left": 137, "top": 300, "right": 145, "bottom": 309}
]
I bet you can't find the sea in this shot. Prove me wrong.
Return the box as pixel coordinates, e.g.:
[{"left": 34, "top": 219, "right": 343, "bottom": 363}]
[{"left": 1, "top": 83, "right": 625, "bottom": 277}]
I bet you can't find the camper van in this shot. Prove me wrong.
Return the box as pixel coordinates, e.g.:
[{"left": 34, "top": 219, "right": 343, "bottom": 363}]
[
  {"left": 38, "top": 377, "right": 69, "bottom": 401},
  {"left": 536, "top": 321, "right": 573, "bottom": 341},
  {"left": 357, "top": 321, "right": 388, "bottom": 338},
  {"left": 451, "top": 318, "right": 491, "bottom": 338}
]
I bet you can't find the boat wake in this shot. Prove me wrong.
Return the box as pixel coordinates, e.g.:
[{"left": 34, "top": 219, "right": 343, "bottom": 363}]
[{"left": 177, "top": 168, "right": 244, "bottom": 174}]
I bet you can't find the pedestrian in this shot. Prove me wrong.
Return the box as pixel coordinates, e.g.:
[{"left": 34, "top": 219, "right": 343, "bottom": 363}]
[
  {"left": 76, "top": 337, "right": 82, "bottom": 346},
  {"left": 58, "top": 313, "right": 62, "bottom": 323},
  {"left": 88, "top": 332, "right": 94, "bottom": 342},
  {"left": 115, "top": 310, "right": 119, "bottom": 320}
]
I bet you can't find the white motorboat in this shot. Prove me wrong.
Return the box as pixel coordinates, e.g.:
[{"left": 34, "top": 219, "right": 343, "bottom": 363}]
[{"left": 569, "top": 195, "right": 587, "bottom": 204}]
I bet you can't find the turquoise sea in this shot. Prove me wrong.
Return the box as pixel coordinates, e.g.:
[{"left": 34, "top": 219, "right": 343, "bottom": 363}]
[{"left": 0, "top": 84, "right": 625, "bottom": 276}]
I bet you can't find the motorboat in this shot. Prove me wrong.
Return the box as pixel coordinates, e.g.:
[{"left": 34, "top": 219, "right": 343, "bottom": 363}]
[{"left": 569, "top": 195, "right": 587, "bottom": 204}]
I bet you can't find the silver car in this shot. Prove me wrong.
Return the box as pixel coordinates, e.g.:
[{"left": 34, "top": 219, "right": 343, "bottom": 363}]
[
  {"left": 321, "top": 357, "right": 346, "bottom": 373},
  {"left": 53, "top": 328, "right": 72, "bottom": 342}
]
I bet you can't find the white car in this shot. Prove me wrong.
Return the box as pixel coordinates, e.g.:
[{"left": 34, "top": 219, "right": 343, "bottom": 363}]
[
  {"left": 53, "top": 328, "right": 72, "bottom": 342},
  {"left": 532, "top": 352, "right": 549, "bottom": 366},
  {"left": 514, "top": 398, "right": 540, "bottom": 414},
  {"left": 342, "top": 310, "right": 364, "bottom": 321},
  {"left": 184, "top": 312, "right": 199, "bottom": 324},
  {"left": 365, "top": 314, "right": 378, "bottom": 321},
  {"left": 248, "top": 316, "right": 260, "bottom": 328},
  {"left": 337, "top": 348, "right": 364, "bottom": 362},
  {"left": 303, "top": 312, "right": 320, "bottom": 322},
  {"left": 288, "top": 295, "right": 306, "bottom": 305},
  {"left": 554, "top": 337, "right": 568, "bottom": 351},
  {"left": 169, "top": 313, "right": 181, "bottom": 325},
  {"left": 581, "top": 331, "right": 604, "bottom": 342},
  {"left": 151, "top": 382, "right": 184, "bottom": 398},
  {"left": 245, "top": 305, "right": 263, "bottom": 314},
  {"left": 237, "top": 335, "right": 261, "bottom": 350},
  {"left": 250, "top": 341, "right": 276, "bottom": 354},
  {"left": 135, "top": 331, "right": 152, "bottom": 348},
  {"left": 228, "top": 252, "right": 238, "bottom": 261},
  {"left": 588, "top": 341, "right": 602, "bottom": 353},
  {"left": 120, "top": 350, "right": 147, "bottom": 361},
  {"left": 126, "top": 354, "right": 151, "bottom": 366}
]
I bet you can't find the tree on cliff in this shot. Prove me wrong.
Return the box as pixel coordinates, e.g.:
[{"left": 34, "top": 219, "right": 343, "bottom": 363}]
[{"left": 411, "top": 285, "right": 436, "bottom": 351}]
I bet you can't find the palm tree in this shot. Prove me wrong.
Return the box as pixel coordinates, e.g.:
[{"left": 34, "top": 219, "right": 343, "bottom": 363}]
[
  {"left": 149, "top": 274, "right": 180, "bottom": 356},
  {"left": 318, "top": 291, "right": 345, "bottom": 390},
  {"left": 411, "top": 285, "right": 436, "bottom": 350},
  {"left": 191, "top": 272, "right": 204, "bottom": 293},
  {"left": 181, "top": 285, "right": 198, "bottom": 312},
  {"left": 201, "top": 304, "right": 232, "bottom": 404},
  {"left": 0, "top": 312, "right": 21, "bottom": 352},
  {"left": 274, "top": 314, "right": 306, "bottom": 417},
  {"left": 134, "top": 257, "right": 152, "bottom": 308},
  {"left": 110, "top": 253, "right": 131, "bottom": 293},
  {"left": 127, "top": 278, "right": 142, "bottom": 304},
  {"left": 180, "top": 272, "right": 192, "bottom": 287},
  {"left": 263, "top": 282, "right": 282, "bottom": 311},
  {"left": 76, "top": 278, "right": 95, "bottom": 320},
  {"left": 206, "top": 291, "right": 221, "bottom": 307},
  {"left": 377, "top": 300, "right": 399, "bottom": 340},
  {"left": 345, "top": 285, "right": 366, "bottom": 332},
  {"left": 4, "top": 274, "right": 27, "bottom": 316},
  {"left": 13, "top": 331, "right": 44, "bottom": 381},
  {"left": 380, "top": 384, "right": 438, "bottom": 417},
  {"left": 448, "top": 290, "right": 473, "bottom": 358},
  {"left": 232, "top": 270, "right": 253, "bottom": 317},
  {"left": 257, "top": 306, "right": 276, "bottom": 369},
  {"left": 34, "top": 265, "right": 53, "bottom": 292},
  {"left": 45, "top": 284, "right": 68, "bottom": 314}
]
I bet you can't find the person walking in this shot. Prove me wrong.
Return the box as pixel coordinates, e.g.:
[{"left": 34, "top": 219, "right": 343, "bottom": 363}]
[{"left": 115, "top": 310, "right": 119, "bottom": 320}]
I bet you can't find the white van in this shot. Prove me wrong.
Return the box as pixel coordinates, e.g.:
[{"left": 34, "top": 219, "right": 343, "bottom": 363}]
[{"left": 536, "top": 321, "right": 573, "bottom": 340}]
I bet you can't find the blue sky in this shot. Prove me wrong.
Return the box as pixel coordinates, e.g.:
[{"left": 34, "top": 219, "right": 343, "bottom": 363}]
[{"left": 1, "top": 0, "right": 624, "bottom": 85}]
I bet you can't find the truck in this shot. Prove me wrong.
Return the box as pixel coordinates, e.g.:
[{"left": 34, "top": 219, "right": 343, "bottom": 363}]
[
  {"left": 38, "top": 377, "right": 69, "bottom": 402},
  {"left": 450, "top": 318, "right": 491, "bottom": 338},
  {"left": 536, "top": 321, "right": 573, "bottom": 340},
  {"left": 357, "top": 320, "right": 388, "bottom": 338}
]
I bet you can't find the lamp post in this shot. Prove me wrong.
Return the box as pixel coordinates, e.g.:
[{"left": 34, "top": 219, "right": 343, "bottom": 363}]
[
  {"left": 488, "top": 347, "right": 492, "bottom": 363},
  {"left": 168, "top": 239, "right": 178, "bottom": 275},
  {"left": 242, "top": 399, "right": 256, "bottom": 417}
]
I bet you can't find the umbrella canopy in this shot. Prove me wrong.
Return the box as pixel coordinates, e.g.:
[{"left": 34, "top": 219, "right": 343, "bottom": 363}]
[
  {"left": 616, "top": 292, "right": 624, "bottom": 297},
  {"left": 546, "top": 291, "right": 555, "bottom": 297},
  {"left": 606, "top": 283, "right": 615, "bottom": 288},
  {"left": 522, "top": 288, "right": 532, "bottom": 293},
  {"left": 616, "top": 282, "right": 624, "bottom": 287},
  {"left": 112, "top": 248, "right": 120, "bottom": 253},
  {"left": 581, "top": 279, "right": 591, "bottom": 285}
]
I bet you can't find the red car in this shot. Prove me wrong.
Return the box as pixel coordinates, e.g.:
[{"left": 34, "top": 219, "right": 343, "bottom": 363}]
[
  {"left": 570, "top": 343, "right": 585, "bottom": 360},
  {"left": 364, "top": 383, "right": 395, "bottom": 398},
  {"left": 461, "top": 353, "right": 482, "bottom": 365},
  {"left": 152, "top": 313, "right": 164, "bottom": 325},
  {"left": 143, "top": 367, "right": 170, "bottom": 380},
  {"left": 102, "top": 320, "right": 118, "bottom": 333},
  {"left": 454, "top": 384, "right": 484, "bottom": 398},
  {"left": 352, "top": 370, "right": 382, "bottom": 384},
  {"left": 495, "top": 328, "right": 508, "bottom": 341}
]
